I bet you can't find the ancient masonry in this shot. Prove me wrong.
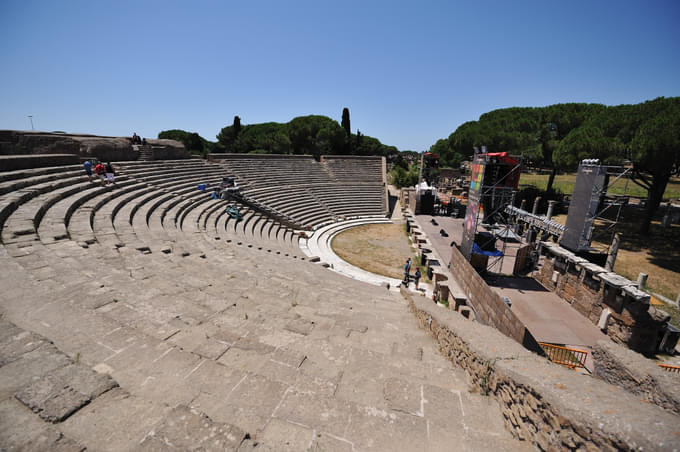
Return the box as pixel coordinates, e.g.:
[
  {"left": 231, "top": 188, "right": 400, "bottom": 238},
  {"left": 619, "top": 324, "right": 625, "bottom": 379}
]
[{"left": 535, "top": 241, "right": 669, "bottom": 355}]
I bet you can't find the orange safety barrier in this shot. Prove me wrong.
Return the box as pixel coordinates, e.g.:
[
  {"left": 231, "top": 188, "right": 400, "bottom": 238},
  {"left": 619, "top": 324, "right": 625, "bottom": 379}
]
[
  {"left": 658, "top": 363, "right": 680, "bottom": 373},
  {"left": 539, "top": 342, "right": 588, "bottom": 370}
]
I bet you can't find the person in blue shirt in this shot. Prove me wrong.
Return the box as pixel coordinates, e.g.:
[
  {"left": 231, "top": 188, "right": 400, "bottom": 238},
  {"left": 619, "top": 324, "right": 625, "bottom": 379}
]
[
  {"left": 402, "top": 258, "right": 412, "bottom": 286},
  {"left": 83, "top": 160, "right": 93, "bottom": 181}
]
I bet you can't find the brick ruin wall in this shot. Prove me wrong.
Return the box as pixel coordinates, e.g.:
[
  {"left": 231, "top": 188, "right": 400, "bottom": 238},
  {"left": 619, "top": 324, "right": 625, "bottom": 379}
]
[
  {"left": 534, "top": 247, "right": 669, "bottom": 355},
  {"left": 403, "top": 289, "right": 680, "bottom": 451},
  {"left": 448, "top": 244, "right": 543, "bottom": 352}
]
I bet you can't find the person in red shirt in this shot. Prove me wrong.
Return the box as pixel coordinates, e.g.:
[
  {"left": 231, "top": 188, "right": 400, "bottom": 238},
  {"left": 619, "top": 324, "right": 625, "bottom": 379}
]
[{"left": 94, "top": 162, "right": 107, "bottom": 185}]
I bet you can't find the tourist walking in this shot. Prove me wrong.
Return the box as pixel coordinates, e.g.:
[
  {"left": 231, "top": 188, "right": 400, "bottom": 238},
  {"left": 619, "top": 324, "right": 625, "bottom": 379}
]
[
  {"left": 414, "top": 269, "right": 421, "bottom": 290},
  {"left": 93, "top": 162, "right": 107, "bottom": 185},
  {"left": 83, "top": 159, "right": 93, "bottom": 181},
  {"left": 402, "top": 258, "right": 412, "bottom": 287}
]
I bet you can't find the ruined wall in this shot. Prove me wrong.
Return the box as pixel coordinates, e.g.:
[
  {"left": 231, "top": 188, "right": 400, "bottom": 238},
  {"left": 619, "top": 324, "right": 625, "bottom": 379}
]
[
  {"left": 449, "top": 244, "right": 542, "bottom": 352},
  {"left": 0, "top": 130, "right": 187, "bottom": 162},
  {"left": 592, "top": 340, "right": 680, "bottom": 415},
  {"left": 0, "top": 154, "right": 80, "bottom": 171},
  {"left": 0, "top": 130, "right": 137, "bottom": 161},
  {"left": 403, "top": 289, "right": 680, "bottom": 451},
  {"left": 535, "top": 243, "right": 669, "bottom": 355},
  {"left": 399, "top": 188, "right": 416, "bottom": 211},
  {"left": 146, "top": 139, "right": 190, "bottom": 160}
]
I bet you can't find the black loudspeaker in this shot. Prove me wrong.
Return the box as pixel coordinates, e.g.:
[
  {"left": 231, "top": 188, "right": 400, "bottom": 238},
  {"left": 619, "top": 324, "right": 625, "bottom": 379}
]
[{"left": 419, "top": 192, "right": 435, "bottom": 214}]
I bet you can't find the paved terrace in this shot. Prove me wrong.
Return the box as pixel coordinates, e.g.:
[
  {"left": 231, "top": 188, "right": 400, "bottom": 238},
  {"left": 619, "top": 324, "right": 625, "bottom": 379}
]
[{"left": 0, "top": 163, "right": 529, "bottom": 451}]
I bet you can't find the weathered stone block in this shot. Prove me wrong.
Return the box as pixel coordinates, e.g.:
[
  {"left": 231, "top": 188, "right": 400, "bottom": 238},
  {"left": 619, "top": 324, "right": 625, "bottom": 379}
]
[
  {"left": 138, "top": 405, "right": 247, "bottom": 451},
  {"left": 15, "top": 374, "right": 90, "bottom": 422}
]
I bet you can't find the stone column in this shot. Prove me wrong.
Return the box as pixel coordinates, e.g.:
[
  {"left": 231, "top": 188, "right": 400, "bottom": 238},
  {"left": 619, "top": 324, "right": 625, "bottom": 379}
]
[
  {"left": 662, "top": 203, "right": 672, "bottom": 228},
  {"left": 532, "top": 197, "right": 541, "bottom": 215},
  {"left": 605, "top": 233, "right": 621, "bottom": 272},
  {"left": 546, "top": 200, "right": 557, "bottom": 220},
  {"left": 637, "top": 273, "right": 648, "bottom": 289}
]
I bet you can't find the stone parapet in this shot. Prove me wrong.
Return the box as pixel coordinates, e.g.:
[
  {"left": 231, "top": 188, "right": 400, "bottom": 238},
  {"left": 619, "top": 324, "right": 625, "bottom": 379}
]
[
  {"left": 592, "top": 340, "right": 680, "bottom": 415},
  {"left": 403, "top": 289, "right": 680, "bottom": 451},
  {"left": 535, "top": 241, "right": 669, "bottom": 354}
]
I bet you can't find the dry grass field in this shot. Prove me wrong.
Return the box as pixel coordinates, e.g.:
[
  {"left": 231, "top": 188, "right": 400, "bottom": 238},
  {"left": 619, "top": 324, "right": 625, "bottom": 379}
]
[
  {"left": 331, "top": 223, "right": 424, "bottom": 280},
  {"left": 519, "top": 173, "right": 680, "bottom": 199}
]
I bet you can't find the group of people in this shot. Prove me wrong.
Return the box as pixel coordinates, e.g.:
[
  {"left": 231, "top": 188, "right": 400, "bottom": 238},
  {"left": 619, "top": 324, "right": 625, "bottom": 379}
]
[
  {"left": 131, "top": 133, "right": 148, "bottom": 145},
  {"left": 83, "top": 160, "right": 115, "bottom": 186},
  {"left": 402, "top": 257, "right": 421, "bottom": 289}
]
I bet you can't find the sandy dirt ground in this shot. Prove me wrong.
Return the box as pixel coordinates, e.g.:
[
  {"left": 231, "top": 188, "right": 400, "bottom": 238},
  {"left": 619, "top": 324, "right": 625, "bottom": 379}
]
[{"left": 331, "top": 223, "right": 414, "bottom": 279}]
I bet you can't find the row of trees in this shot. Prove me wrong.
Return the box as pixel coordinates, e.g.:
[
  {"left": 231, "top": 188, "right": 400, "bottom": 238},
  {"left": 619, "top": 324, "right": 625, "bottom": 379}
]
[
  {"left": 157, "top": 129, "right": 221, "bottom": 156},
  {"left": 215, "top": 110, "right": 398, "bottom": 159},
  {"left": 159, "top": 108, "right": 400, "bottom": 160},
  {"left": 429, "top": 97, "right": 680, "bottom": 233}
]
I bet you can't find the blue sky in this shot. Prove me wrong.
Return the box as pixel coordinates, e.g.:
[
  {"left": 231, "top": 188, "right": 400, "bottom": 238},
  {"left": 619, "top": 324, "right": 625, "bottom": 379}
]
[{"left": 1, "top": 0, "right": 678, "bottom": 151}]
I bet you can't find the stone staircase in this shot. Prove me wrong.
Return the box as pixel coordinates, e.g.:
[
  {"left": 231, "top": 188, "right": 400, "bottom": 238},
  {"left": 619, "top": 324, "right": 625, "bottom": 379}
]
[
  {"left": 0, "top": 162, "right": 532, "bottom": 451},
  {"left": 133, "top": 144, "right": 154, "bottom": 161}
]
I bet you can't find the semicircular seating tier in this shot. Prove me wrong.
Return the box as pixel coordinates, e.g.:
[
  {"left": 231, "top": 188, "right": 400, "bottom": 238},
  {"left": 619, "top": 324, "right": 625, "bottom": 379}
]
[
  {"left": 0, "top": 159, "right": 532, "bottom": 452},
  {"left": 212, "top": 154, "right": 388, "bottom": 230},
  {"left": 0, "top": 159, "right": 304, "bottom": 260}
]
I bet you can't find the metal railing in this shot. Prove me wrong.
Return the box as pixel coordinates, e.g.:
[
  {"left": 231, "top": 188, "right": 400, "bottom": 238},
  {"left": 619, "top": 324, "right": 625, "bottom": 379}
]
[
  {"left": 658, "top": 363, "right": 680, "bottom": 373},
  {"left": 539, "top": 342, "right": 588, "bottom": 370},
  {"left": 505, "top": 205, "right": 565, "bottom": 237}
]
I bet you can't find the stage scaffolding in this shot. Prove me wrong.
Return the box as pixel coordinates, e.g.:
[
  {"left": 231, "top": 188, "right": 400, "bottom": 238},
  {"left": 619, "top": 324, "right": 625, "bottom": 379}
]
[{"left": 462, "top": 154, "right": 523, "bottom": 275}]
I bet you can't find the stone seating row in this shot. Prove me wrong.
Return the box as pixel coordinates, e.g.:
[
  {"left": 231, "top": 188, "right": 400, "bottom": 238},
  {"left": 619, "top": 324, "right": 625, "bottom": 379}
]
[
  {"left": 112, "top": 161, "right": 302, "bottom": 255},
  {"left": 239, "top": 183, "right": 386, "bottom": 229},
  {"left": 0, "top": 157, "right": 366, "bottom": 259},
  {"left": 0, "top": 161, "right": 529, "bottom": 450},
  {"left": 218, "top": 154, "right": 384, "bottom": 185},
  {"left": 216, "top": 155, "right": 387, "bottom": 229},
  {"left": 217, "top": 156, "right": 330, "bottom": 186},
  {"left": 0, "top": 161, "right": 302, "bottom": 262},
  {"left": 322, "top": 157, "right": 383, "bottom": 182},
  {"left": 1, "top": 206, "right": 521, "bottom": 451},
  {"left": 0, "top": 165, "right": 85, "bottom": 195}
]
